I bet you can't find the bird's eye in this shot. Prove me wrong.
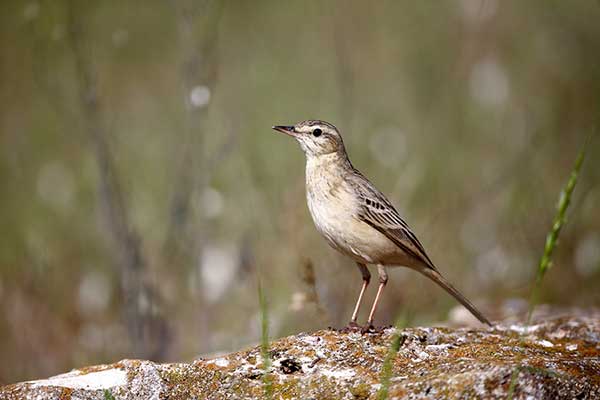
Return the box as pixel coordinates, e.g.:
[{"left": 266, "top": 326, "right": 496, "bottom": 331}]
[{"left": 313, "top": 128, "right": 322, "bottom": 137}]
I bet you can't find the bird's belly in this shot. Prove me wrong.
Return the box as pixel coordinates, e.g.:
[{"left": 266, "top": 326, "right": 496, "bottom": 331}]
[{"left": 307, "top": 195, "right": 399, "bottom": 265}]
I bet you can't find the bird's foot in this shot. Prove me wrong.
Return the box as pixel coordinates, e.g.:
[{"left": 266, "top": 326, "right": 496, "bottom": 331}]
[
  {"left": 335, "top": 322, "right": 392, "bottom": 334},
  {"left": 338, "top": 321, "right": 363, "bottom": 333},
  {"left": 360, "top": 324, "right": 390, "bottom": 334},
  {"left": 361, "top": 324, "right": 376, "bottom": 334}
]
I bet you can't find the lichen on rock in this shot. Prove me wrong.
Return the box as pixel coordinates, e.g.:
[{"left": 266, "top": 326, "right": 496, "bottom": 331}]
[{"left": 1, "top": 313, "right": 599, "bottom": 399}]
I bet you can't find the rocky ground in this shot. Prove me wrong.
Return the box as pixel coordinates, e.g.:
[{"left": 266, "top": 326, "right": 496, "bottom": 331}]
[{"left": 1, "top": 311, "right": 599, "bottom": 399}]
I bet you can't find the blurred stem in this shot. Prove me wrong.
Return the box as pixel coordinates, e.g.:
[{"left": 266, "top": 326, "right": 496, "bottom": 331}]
[
  {"left": 331, "top": 7, "right": 356, "bottom": 128},
  {"left": 164, "top": 0, "right": 225, "bottom": 354},
  {"left": 164, "top": 0, "right": 224, "bottom": 258},
  {"left": 65, "top": 0, "right": 168, "bottom": 359},
  {"left": 526, "top": 137, "right": 588, "bottom": 325},
  {"left": 300, "top": 259, "right": 328, "bottom": 319}
]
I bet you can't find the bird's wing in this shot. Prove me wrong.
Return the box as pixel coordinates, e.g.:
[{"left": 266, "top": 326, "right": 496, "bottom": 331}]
[{"left": 352, "top": 174, "right": 437, "bottom": 270}]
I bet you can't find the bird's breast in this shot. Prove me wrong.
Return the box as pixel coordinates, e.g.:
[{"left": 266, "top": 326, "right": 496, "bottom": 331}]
[
  {"left": 305, "top": 171, "right": 356, "bottom": 236},
  {"left": 305, "top": 165, "right": 398, "bottom": 264}
]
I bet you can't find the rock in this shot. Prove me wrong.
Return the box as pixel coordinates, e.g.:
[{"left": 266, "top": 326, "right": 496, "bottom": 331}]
[{"left": 2, "top": 314, "right": 599, "bottom": 399}]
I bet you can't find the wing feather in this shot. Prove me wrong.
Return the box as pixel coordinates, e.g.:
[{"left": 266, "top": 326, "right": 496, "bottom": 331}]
[{"left": 350, "top": 173, "right": 437, "bottom": 270}]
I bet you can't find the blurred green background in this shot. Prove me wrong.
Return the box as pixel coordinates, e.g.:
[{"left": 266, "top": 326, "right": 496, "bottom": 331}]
[{"left": 1, "top": 0, "right": 600, "bottom": 384}]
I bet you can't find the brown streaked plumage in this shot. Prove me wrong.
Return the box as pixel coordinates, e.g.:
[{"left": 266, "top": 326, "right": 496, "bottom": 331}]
[{"left": 273, "top": 120, "right": 491, "bottom": 328}]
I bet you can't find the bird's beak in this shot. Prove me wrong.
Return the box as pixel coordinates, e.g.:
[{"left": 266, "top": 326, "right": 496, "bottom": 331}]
[{"left": 272, "top": 125, "right": 296, "bottom": 137}]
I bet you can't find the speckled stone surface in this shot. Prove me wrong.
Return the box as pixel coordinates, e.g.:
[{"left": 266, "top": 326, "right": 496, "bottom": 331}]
[{"left": 2, "top": 314, "right": 599, "bottom": 399}]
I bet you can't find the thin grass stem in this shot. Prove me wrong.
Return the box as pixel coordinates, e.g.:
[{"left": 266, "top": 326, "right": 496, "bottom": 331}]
[{"left": 526, "top": 138, "right": 588, "bottom": 324}]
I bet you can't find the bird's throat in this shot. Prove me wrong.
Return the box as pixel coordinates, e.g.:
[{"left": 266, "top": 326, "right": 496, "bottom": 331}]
[{"left": 305, "top": 151, "right": 351, "bottom": 174}]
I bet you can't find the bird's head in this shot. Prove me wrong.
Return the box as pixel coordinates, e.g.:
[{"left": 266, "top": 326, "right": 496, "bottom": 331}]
[{"left": 273, "top": 120, "right": 345, "bottom": 157}]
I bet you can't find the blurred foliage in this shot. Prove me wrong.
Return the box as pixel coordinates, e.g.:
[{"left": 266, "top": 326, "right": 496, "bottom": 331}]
[{"left": 1, "top": 0, "right": 599, "bottom": 384}]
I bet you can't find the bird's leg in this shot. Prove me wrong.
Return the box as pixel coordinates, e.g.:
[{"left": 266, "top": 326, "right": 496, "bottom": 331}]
[
  {"left": 366, "top": 265, "right": 388, "bottom": 328},
  {"left": 348, "top": 263, "right": 370, "bottom": 328}
]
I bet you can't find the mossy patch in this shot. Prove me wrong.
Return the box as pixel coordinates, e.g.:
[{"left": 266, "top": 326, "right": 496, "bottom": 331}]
[{"left": 2, "top": 313, "right": 599, "bottom": 399}]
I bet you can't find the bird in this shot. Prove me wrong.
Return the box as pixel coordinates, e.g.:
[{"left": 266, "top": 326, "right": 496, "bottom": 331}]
[{"left": 273, "top": 120, "right": 491, "bottom": 329}]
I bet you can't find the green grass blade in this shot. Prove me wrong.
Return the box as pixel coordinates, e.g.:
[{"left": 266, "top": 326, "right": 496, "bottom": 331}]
[
  {"left": 376, "top": 315, "right": 409, "bottom": 400},
  {"left": 507, "top": 366, "right": 559, "bottom": 399},
  {"left": 506, "top": 367, "right": 520, "bottom": 400},
  {"left": 526, "top": 138, "right": 588, "bottom": 324},
  {"left": 257, "top": 279, "right": 273, "bottom": 399},
  {"left": 103, "top": 389, "right": 116, "bottom": 400}
]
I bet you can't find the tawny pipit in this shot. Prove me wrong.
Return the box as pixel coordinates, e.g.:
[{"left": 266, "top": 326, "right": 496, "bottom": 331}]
[{"left": 273, "top": 120, "right": 491, "bottom": 328}]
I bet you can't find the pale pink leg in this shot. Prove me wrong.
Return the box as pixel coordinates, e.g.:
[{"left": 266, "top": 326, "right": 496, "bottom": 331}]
[
  {"left": 367, "top": 265, "right": 388, "bottom": 326},
  {"left": 350, "top": 263, "right": 370, "bottom": 324}
]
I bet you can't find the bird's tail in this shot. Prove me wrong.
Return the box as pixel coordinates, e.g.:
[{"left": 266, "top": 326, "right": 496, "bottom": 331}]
[{"left": 420, "top": 268, "right": 492, "bottom": 326}]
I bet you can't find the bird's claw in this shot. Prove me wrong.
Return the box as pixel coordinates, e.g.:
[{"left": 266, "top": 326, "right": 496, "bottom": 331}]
[
  {"left": 336, "top": 322, "right": 388, "bottom": 334},
  {"left": 361, "top": 324, "right": 391, "bottom": 334},
  {"left": 338, "top": 321, "right": 362, "bottom": 333},
  {"left": 361, "top": 324, "right": 376, "bottom": 334}
]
